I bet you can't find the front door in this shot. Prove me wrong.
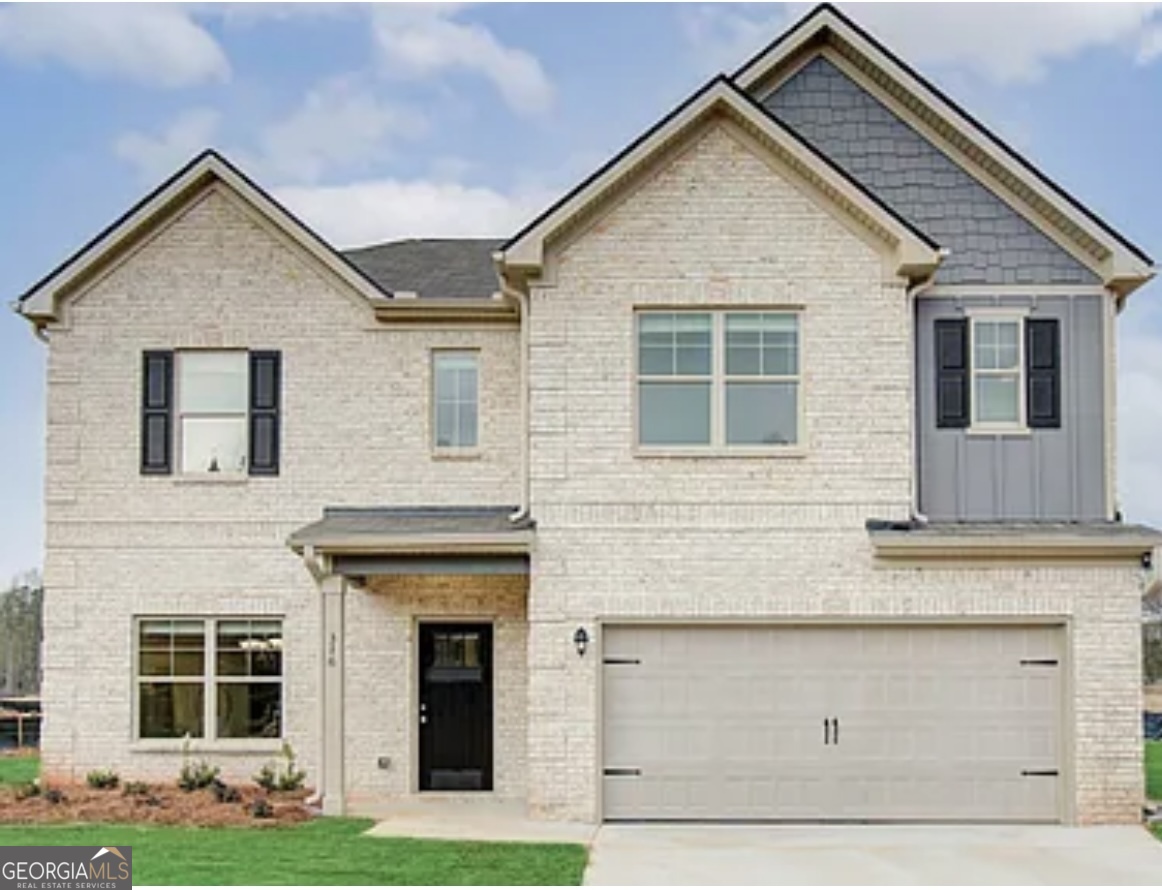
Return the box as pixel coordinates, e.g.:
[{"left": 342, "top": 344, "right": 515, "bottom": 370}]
[{"left": 418, "top": 622, "right": 493, "bottom": 791}]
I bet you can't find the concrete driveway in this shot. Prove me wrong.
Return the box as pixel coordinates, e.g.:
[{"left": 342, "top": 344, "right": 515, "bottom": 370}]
[{"left": 584, "top": 824, "right": 1162, "bottom": 885}]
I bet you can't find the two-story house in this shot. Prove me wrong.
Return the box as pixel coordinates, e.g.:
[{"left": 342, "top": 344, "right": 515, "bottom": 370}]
[{"left": 14, "top": 5, "right": 1160, "bottom": 824}]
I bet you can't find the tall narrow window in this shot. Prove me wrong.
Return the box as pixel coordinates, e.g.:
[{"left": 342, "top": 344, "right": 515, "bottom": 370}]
[
  {"left": 637, "top": 313, "right": 713, "bottom": 445},
  {"left": 433, "top": 352, "right": 479, "bottom": 450},
  {"left": 178, "top": 352, "right": 248, "bottom": 473},
  {"left": 971, "top": 316, "right": 1024, "bottom": 428},
  {"left": 138, "top": 619, "right": 206, "bottom": 739}
]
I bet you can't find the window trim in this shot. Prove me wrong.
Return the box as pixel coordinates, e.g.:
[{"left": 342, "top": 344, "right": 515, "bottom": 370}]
[
  {"left": 633, "top": 308, "right": 806, "bottom": 456},
  {"left": 430, "top": 349, "right": 482, "bottom": 458},
  {"left": 966, "top": 308, "right": 1028, "bottom": 433},
  {"left": 175, "top": 349, "right": 250, "bottom": 477},
  {"left": 133, "top": 616, "right": 285, "bottom": 745}
]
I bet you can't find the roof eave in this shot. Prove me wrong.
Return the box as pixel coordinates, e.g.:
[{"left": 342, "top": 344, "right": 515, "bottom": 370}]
[
  {"left": 287, "top": 530, "right": 535, "bottom": 556},
  {"left": 870, "top": 532, "right": 1160, "bottom": 561}
]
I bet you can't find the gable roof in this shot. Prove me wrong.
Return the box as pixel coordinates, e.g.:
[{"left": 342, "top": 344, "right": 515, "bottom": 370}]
[
  {"left": 15, "top": 150, "right": 392, "bottom": 323},
  {"left": 732, "top": 3, "right": 1155, "bottom": 297},
  {"left": 501, "top": 75, "right": 944, "bottom": 281},
  {"left": 344, "top": 239, "right": 502, "bottom": 299}
]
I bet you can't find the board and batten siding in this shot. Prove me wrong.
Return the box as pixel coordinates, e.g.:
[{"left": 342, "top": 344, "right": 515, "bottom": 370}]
[
  {"left": 916, "top": 295, "right": 1107, "bottom": 521},
  {"left": 763, "top": 56, "right": 1097, "bottom": 287}
]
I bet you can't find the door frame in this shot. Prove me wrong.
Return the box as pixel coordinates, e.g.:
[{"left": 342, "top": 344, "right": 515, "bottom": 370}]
[
  {"left": 412, "top": 617, "right": 497, "bottom": 794},
  {"left": 595, "top": 616, "right": 1072, "bottom": 824}
]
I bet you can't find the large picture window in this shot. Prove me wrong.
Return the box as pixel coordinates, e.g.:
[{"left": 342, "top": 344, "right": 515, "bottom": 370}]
[
  {"left": 636, "top": 310, "right": 801, "bottom": 448},
  {"left": 137, "top": 618, "right": 283, "bottom": 741}
]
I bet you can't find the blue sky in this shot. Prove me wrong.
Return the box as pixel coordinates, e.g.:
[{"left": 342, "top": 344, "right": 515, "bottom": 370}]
[{"left": 3, "top": 2, "right": 1162, "bottom": 581}]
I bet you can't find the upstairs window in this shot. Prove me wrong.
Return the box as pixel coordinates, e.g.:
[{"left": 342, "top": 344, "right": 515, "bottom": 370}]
[
  {"left": 971, "top": 316, "right": 1023, "bottom": 429},
  {"left": 433, "top": 351, "right": 479, "bottom": 451},
  {"left": 141, "top": 350, "right": 281, "bottom": 476},
  {"left": 636, "top": 310, "right": 801, "bottom": 449},
  {"left": 178, "top": 352, "right": 248, "bottom": 474}
]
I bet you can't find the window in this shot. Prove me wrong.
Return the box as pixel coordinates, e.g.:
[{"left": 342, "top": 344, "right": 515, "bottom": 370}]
[
  {"left": 970, "top": 316, "right": 1024, "bottom": 428},
  {"left": 636, "top": 311, "right": 801, "bottom": 448},
  {"left": 433, "top": 352, "right": 479, "bottom": 450},
  {"left": 137, "top": 618, "right": 283, "bottom": 740},
  {"left": 178, "top": 352, "right": 248, "bottom": 474}
]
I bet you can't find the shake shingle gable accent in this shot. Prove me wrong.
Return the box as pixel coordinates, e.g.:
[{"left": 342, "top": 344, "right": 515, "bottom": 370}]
[{"left": 732, "top": 3, "right": 1155, "bottom": 298}]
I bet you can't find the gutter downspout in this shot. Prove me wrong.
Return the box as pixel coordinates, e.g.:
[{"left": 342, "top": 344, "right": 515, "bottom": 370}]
[
  {"left": 907, "top": 261, "right": 944, "bottom": 524},
  {"left": 493, "top": 253, "right": 530, "bottom": 523}
]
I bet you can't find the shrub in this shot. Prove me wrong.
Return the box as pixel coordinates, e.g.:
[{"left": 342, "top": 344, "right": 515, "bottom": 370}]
[
  {"left": 177, "top": 736, "right": 220, "bottom": 792},
  {"left": 209, "top": 778, "right": 241, "bottom": 804},
  {"left": 43, "top": 788, "right": 66, "bottom": 805},
  {"left": 253, "top": 742, "right": 306, "bottom": 793},
  {"left": 122, "top": 781, "right": 150, "bottom": 797},
  {"left": 86, "top": 769, "right": 119, "bottom": 790},
  {"left": 15, "top": 781, "right": 40, "bottom": 801},
  {"left": 249, "top": 797, "right": 274, "bottom": 819}
]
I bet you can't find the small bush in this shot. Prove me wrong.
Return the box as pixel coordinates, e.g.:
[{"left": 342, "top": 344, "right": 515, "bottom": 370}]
[
  {"left": 122, "top": 781, "right": 150, "bottom": 796},
  {"left": 253, "top": 742, "right": 306, "bottom": 793},
  {"left": 249, "top": 797, "right": 274, "bottom": 819},
  {"left": 209, "top": 778, "right": 241, "bottom": 804},
  {"left": 143, "top": 794, "right": 164, "bottom": 808},
  {"left": 177, "top": 735, "right": 220, "bottom": 791},
  {"left": 86, "top": 769, "right": 120, "bottom": 790},
  {"left": 15, "top": 781, "right": 40, "bottom": 801},
  {"left": 43, "top": 788, "right": 67, "bottom": 805}
]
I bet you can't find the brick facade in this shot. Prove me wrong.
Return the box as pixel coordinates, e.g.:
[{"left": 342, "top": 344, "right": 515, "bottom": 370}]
[{"left": 35, "top": 122, "right": 1143, "bottom": 825}]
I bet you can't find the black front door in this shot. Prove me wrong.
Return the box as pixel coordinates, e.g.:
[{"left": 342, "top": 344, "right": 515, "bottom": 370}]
[{"left": 418, "top": 622, "right": 493, "bottom": 791}]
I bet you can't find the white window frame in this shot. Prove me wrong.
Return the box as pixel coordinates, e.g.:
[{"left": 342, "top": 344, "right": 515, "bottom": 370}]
[
  {"left": 431, "top": 349, "right": 481, "bottom": 456},
  {"left": 967, "top": 309, "right": 1027, "bottom": 433},
  {"left": 634, "top": 309, "right": 804, "bottom": 453},
  {"left": 175, "top": 350, "right": 249, "bottom": 475},
  {"left": 133, "top": 616, "right": 285, "bottom": 744}
]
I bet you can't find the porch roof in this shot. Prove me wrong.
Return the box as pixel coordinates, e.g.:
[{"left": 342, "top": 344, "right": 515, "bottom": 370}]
[
  {"left": 288, "top": 506, "right": 535, "bottom": 557},
  {"left": 866, "top": 518, "right": 1162, "bottom": 560}
]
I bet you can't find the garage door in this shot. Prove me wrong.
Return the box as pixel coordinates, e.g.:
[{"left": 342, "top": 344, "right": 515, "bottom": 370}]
[{"left": 602, "top": 624, "right": 1062, "bottom": 822}]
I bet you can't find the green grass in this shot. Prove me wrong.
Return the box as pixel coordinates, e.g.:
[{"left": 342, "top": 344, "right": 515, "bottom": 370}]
[
  {"left": 0, "top": 819, "right": 588, "bottom": 886},
  {"left": 0, "top": 754, "right": 38, "bottom": 786},
  {"left": 1147, "top": 741, "right": 1162, "bottom": 802}
]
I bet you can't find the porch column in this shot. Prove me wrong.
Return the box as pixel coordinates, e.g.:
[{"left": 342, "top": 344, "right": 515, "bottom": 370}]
[{"left": 320, "top": 574, "right": 346, "bottom": 816}]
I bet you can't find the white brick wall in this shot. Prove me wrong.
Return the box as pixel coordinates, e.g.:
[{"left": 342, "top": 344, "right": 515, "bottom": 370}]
[
  {"left": 39, "top": 185, "right": 522, "bottom": 792},
  {"left": 523, "top": 123, "right": 1143, "bottom": 824},
  {"left": 36, "top": 124, "right": 1144, "bottom": 825}
]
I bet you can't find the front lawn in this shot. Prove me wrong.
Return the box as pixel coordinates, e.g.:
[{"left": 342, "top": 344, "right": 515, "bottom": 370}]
[
  {"left": 0, "top": 754, "right": 38, "bottom": 787},
  {"left": 0, "top": 818, "right": 588, "bottom": 886},
  {"left": 1147, "top": 741, "right": 1162, "bottom": 802}
]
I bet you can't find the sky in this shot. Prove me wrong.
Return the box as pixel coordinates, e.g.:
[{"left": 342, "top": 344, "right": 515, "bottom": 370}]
[{"left": 2, "top": 2, "right": 1162, "bottom": 581}]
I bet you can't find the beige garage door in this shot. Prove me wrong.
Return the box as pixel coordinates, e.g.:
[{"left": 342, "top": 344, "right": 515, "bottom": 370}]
[{"left": 602, "top": 624, "right": 1062, "bottom": 822}]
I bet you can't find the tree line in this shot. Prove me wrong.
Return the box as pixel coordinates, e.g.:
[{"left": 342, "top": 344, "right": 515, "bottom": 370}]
[{"left": 0, "top": 573, "right": 42, "bottom": 697}]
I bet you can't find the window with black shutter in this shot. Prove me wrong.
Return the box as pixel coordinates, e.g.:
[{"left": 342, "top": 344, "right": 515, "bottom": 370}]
[{"left": 140, "top": 349, "right": 281, "bottom": 476}]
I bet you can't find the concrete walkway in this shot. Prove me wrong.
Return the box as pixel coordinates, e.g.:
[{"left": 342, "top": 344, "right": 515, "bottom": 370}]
[
  {"left": 584, "top": 824, "right": 1162, "bottom": 886},
  {"left": 361, "top": 799, "right": 596, "bottom": 845}
]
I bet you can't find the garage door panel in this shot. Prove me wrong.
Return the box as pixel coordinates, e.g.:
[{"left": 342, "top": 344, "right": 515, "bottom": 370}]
[{"left": 602, "top": 624, "right": 1062, "bottom": 822}]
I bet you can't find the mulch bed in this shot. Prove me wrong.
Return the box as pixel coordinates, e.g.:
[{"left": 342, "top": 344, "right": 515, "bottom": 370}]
[{"left": 0, "top": 782, "right": 315, "bottom": 827}]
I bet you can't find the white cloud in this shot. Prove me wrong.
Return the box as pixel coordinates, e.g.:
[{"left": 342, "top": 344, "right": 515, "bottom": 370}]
[
  {"left": 255, "top": 76, "right": 428, "bottom": 184},
  {"left": 1118, "top": 304, "right": 1162, "bottom": 529},
  {"left": 371, "top": 5, "right": 554, "bottom": 115},
  {"left": 0, "top": 4, "right": 229, "bottom": 88},
  {"left": 682, "top": 3, "right": 1162, "bottom": 84},
  {"left": 114, "top": 108, "right": 221, "bottom": 183},
  {"left": 276, "top": 178, "right": 552, "bottom": 248}
]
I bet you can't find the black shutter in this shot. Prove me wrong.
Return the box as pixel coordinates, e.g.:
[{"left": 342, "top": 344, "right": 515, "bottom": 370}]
[
  {"left": 934, "top": 319, "right": 970, "bottom": 429},
  {"left": 141, "top": 351, "right": 174, "bottom": 475},
  {"left": 248, "top": 350, "right": 281, "bottom": 476},
  {"left": 1026, "top": 318, "right": 1061, "bottom": 429}
]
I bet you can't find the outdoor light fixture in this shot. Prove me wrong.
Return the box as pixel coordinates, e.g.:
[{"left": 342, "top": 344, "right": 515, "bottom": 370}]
[{"left": 573, "top": 627, "right": 589, "bottom": 657}]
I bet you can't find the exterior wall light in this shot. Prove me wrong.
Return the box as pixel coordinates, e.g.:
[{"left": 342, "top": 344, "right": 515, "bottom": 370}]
[{"left": 573, "top": 627, "right": 589, "bottom": 658}]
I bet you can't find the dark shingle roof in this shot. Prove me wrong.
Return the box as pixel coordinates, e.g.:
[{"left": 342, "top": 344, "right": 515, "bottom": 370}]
[
  {"left": 342, "top": 239, "right": 502, "bottom": 299},
  {"left": 289, "top": 506, "right": 534, "bottom": 549}
]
